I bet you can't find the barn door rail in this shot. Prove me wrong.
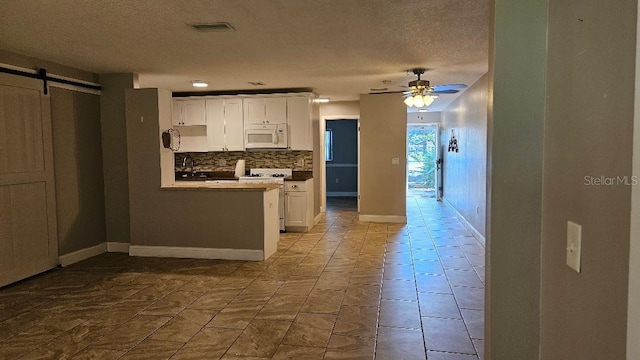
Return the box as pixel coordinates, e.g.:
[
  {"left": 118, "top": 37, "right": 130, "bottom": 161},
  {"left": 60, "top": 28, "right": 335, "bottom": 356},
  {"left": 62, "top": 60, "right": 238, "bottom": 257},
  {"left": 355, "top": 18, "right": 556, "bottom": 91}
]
[{"left": 0, "top": 65, "right": 101, "bottom": 94}]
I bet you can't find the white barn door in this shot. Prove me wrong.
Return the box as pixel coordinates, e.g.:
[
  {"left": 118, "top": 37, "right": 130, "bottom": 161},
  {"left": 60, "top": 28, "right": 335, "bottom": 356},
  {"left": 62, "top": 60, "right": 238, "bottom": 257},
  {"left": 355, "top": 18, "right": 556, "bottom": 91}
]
[{"left": 0, "top": 73, "right": 58, "bottom": 287}]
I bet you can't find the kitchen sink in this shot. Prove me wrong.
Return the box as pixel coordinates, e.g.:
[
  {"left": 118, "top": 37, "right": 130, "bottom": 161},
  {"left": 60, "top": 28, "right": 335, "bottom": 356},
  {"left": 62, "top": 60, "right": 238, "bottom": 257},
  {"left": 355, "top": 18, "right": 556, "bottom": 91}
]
[{"left": 175, "top": 171, "right": 208, "bottom": 181}]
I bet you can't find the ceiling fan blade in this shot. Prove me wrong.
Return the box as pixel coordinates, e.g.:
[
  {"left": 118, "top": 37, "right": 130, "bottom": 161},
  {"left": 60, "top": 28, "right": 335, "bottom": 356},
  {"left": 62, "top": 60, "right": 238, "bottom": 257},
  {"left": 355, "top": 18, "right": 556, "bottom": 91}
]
[
  {"left": 433, "top": 84, "right": 467, "bottom": 91},
  {"left": 428, "top": 89, "right": 460, "bottom": 94}
]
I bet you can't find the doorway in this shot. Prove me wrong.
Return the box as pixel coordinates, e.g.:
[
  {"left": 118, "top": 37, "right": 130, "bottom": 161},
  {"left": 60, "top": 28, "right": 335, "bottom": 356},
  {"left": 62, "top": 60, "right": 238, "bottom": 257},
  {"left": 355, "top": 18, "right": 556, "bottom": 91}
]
[
  {"left": 407, "top": 124, "right": 439, "bottom": 199},
  {"left": 320, "top": 117, "right": 360, "bottom": 213}
]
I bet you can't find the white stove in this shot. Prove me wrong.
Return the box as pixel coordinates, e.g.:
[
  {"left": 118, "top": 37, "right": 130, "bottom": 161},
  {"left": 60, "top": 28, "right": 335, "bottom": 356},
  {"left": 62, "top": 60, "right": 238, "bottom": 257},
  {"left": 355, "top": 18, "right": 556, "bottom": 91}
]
[{"left": 238, "top": 168, "right": 292, "bottom": 231}]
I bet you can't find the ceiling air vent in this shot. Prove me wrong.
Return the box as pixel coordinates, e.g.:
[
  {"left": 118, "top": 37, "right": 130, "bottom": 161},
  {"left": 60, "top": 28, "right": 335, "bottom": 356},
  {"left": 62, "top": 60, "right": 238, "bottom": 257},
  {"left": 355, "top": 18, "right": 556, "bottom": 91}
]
[
  {"left": 248, "top": 81, "right": 266, "bottom": 86},
  {"left": 190, "top": 22, "right": 235, "bottom": 32}
]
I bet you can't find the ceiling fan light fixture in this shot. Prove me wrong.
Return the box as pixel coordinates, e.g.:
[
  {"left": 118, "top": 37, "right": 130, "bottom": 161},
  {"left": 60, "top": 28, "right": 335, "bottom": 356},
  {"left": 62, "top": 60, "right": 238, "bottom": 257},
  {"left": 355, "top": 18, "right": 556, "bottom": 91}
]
[
  {"left": 404, "top": 96, "right": 415, "bottom": 107},
  {"left": 413, "top": 95, "right": 425, "bottom": 108},
  {"left": 423, "top": 95, "right": 435, "bottom": 107}
]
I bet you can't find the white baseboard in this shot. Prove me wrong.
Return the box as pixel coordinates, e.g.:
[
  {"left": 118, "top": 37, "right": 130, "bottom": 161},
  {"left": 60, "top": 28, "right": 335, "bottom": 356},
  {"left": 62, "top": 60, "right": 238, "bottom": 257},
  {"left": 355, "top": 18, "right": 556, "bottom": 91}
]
[
  {"left": 443, "top": 198, "right": 486, "bottom": 246},
  {"left": 359, "top": 215, "right": 407, "bottom": 223},
  {"left": 107, "top": 242, "right": 130, "bottom": 253},
  {"left": 129, "top": 245, "right": 264, "bottom": 261},
  {"left": 59, "top": 243, "right": 107, "bottom": 267},
  {"left": 314, "top": 212, "right": 323, "bottom": 225},
  {"left": 326, "top": 192, "right": 358, "bottom": 197}
]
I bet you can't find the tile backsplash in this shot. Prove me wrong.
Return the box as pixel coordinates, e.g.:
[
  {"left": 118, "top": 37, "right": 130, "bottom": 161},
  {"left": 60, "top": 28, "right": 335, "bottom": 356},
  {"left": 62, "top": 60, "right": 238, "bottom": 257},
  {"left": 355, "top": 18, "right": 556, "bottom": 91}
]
[{"left": 175, "top": 150, "right": 313, "bottom": 172}]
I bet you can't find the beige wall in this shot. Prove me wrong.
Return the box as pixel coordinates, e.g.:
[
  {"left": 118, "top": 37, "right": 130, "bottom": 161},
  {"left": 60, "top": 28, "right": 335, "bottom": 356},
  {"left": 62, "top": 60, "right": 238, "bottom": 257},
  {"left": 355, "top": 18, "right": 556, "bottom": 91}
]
[
  {"left": 0, "top": 49, "right": 98, "bottom": 83},
  {"left": 488, "top": 0, "right": 547, "bottom": 358},
  {"left": 359, "top": 93, "right": 406, "bottom": 219},
  {"left": 100, "top": 74, "right": 136, "bottom": 244},
  {"left": 441, "top": 75, "right": 488, "bottom": 238},
  {"left": 490, "top": 0, "right": 636, "bottom": 358},
  {"left": 50, "top": 87, "right": 106, "bottom": 255},
  {"left": 540, "top": 0, "right": 635, "bottom": 358},
  {"left": 125, "top": 88, "right": 266, "bottom": 249},
  {"left": 629, "top": 3, "right": 640, "bottom": 356},
  {"left": 407, "top": 111, "right": 440, "bottom": 124},
  {"left": 319, "top": 101, "right": 360, "bottom": 119}
]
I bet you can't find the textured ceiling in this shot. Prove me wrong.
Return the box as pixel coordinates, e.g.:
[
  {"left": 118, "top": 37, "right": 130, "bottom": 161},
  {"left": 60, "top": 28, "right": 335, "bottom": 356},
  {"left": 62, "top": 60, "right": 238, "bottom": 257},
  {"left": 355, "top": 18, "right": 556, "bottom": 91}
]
[{"left": 0, "top": 0, "right": 489, "bottom": 111}]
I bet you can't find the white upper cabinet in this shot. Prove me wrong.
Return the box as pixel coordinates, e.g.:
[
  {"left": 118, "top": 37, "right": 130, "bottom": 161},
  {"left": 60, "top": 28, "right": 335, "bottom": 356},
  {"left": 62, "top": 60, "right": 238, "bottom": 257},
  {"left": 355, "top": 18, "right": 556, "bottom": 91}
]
[
  {"left": 243, "top": 98, "right": 265, "bottom": 125},
  {"left": 205, "top": 99, "right": 225, "bottom": 151},
  {"left": 243, "top": 97, "right": 287, "bottom": 125},
  {"left": 206, "top": 98, "right": 245, "bottom": 152},
  {"left": 287, "top": 96, "right": 313, "bottom": 150},
  {"left": 223, "top": 99, "right": 244, "bottom": 151},
  {"left": 173, "top": 99, "right": 206, "bottom": 126},
  {"left": 265, "top": 97, "right": 287, "bottom": 124}
]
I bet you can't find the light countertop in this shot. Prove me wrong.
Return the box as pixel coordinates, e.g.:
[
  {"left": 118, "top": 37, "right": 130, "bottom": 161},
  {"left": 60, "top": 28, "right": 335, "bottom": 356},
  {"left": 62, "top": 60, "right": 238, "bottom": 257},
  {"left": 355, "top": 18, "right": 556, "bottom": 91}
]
[{"left": 163, "top": 181, "right": 280, "bottom": 191}]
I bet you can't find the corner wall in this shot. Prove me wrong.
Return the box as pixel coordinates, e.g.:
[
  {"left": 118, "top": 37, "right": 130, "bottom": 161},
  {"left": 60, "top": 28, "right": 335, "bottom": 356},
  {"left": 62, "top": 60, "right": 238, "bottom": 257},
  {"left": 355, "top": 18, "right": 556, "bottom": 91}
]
[
  {"left": 441, "top": 75, "right": 488, "bottom": 239},
  {"left": 359, "top": 93, "right": 406, "bottom": 221},
  {"left": 540, "top": 0, "right": 636, "bottom": 358},
  {"left": 100, "top": 73, "right": 137, "bottom": 243},
  {"left": 629, "top": 2, "right": 640, "bottom": 357},
  {"left": 488, "top": 0, "right": 548, "bottom": 358}
]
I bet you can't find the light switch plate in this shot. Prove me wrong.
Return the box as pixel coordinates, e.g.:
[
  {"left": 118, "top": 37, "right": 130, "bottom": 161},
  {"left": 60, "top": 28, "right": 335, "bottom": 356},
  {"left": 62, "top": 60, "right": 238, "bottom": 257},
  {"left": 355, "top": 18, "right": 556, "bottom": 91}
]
[
  {"left": 392, "top": 158, "right": 400, "bottom": 165},
  {"left": 566, "top": 221, "right": 582, "bottom": 273}
]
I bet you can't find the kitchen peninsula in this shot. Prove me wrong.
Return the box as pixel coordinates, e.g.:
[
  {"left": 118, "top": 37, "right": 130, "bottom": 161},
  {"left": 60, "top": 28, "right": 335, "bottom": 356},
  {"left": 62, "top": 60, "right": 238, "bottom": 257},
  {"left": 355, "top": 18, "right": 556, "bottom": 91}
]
[{"left": 125, "top": 88, "right": 280, "bottom": 261}]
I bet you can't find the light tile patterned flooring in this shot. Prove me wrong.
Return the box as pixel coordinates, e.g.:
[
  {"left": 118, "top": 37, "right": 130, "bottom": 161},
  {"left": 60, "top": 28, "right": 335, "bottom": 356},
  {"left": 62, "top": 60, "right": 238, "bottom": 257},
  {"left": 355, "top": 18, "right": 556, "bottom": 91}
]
[{"left": 0, "top": 196, "right": 485, "bottom": 360}]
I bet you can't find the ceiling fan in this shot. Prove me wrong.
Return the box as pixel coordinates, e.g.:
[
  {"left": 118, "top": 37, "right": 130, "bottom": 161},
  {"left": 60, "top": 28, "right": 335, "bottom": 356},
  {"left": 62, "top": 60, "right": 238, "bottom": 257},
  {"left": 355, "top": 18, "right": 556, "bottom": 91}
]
[{"left": 403, "top": 68, "right": 467, "bottom": 107}]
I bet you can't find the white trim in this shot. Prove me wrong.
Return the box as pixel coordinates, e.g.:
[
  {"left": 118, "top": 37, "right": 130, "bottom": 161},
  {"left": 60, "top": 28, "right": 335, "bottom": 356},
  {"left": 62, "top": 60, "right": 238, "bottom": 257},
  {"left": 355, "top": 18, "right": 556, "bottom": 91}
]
[
  {"left": 107, "top": 242, "right": 130, "bottom": 253},
  {"left": 59, "top": 243, "right": 107, "bottom": 267},
  {"left": 314, "top": 212, "right": 323, "bottom": 225},
  {"left": 326, "top": 192, "right": 358, "bottom": 197},
  {"left": 358, "top": 215, "right": 407, "bottom": 223},
  {"left": 443, "top": 198, "right": 486, "bottom": 246},
  {"left": 326, "top": 163, "right": 358, "bottom": 168},
  {"left": 129, "top": 245, "right": 264, "bottom": 261}
]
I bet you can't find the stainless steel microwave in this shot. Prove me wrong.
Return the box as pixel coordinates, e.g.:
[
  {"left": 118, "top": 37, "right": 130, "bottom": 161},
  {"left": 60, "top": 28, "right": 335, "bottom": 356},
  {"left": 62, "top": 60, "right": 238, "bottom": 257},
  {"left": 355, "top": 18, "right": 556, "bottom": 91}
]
[{"left": 244, "top": 124, "right": 288, "bottom": 149}]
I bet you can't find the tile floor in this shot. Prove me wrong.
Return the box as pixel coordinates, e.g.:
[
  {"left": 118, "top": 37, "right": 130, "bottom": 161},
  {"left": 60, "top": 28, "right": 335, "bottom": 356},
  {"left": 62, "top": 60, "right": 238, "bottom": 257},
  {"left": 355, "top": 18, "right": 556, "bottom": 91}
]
[{"left": 0, "top": 196, "right": 485, "bottom": 360}]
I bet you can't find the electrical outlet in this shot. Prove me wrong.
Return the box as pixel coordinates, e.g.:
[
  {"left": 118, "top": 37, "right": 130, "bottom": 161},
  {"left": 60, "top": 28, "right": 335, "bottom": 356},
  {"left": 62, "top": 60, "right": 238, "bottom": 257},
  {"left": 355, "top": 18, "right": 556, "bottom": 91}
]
[
  {"left": 296, "top": 159, "right": 304, "bottom": 166},
  {"left": 392, "top": 158, "right": 400, "bottom": 165},
  {"left": 336, "top": 178, "right": 339, "bottom": 183},
  {"left": 566, "top": 221, "right": 582, "bottom": 273},
  {"left": 218, "top": 159, "right": 226, "bottom": 167}
]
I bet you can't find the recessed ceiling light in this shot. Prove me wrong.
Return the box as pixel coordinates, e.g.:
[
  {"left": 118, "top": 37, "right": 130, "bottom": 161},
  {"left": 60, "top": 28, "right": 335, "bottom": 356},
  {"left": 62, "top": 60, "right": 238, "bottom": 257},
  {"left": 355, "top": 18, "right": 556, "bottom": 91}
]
[
  {"left": 192, "top": 80, "right": 208, "bottom": 88},
  {"left": 248, "top": 81, "right": 266, "bottom": 86},
  {"left": 314, "top": 98, "right": 330, "bottom": 103},
  {"left": 418, "top": 109, "right": 428, "bottom": 112}
]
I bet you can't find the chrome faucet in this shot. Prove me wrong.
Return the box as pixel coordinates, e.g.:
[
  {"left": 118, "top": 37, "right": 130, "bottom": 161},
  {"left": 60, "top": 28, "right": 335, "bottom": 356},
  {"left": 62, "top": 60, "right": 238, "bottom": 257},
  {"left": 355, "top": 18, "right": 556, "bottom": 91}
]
[{"left": 182, "top": 155, "right": 195, "bottom": 173}]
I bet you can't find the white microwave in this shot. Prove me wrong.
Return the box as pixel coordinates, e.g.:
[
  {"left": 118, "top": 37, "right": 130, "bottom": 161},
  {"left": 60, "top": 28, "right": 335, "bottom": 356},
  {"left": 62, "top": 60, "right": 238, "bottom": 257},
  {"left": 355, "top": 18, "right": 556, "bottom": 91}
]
[{"left": 245, "top": 124, "right": 288, "bottom": 149}]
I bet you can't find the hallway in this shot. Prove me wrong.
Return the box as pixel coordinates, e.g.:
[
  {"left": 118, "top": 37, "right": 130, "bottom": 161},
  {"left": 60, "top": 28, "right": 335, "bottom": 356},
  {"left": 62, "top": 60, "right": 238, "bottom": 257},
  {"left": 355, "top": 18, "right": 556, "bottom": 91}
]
[{"left": 0, "top": 197, "right": 485, "bottom": 359}]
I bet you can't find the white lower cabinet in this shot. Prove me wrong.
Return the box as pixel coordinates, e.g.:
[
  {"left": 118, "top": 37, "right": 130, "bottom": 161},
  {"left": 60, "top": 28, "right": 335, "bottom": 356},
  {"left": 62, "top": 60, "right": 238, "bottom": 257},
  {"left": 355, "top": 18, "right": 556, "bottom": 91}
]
[{"left": 285, "top": 179, "right": 314, "bottom": 232}]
